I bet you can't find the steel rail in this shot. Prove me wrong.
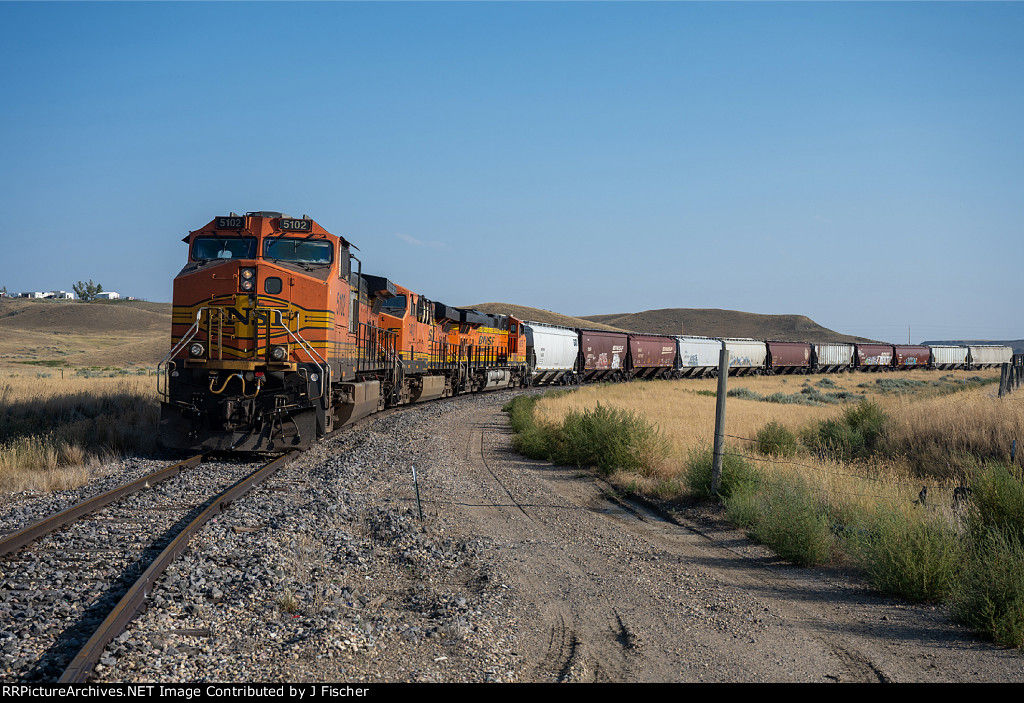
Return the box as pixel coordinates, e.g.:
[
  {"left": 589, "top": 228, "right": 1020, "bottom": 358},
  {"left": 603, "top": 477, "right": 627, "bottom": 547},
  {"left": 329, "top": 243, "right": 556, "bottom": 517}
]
[
  {"left": 58, "top": 450, "right": 300, "bottom": 683},
  {"left": 0, "top": 455, "right": 204, "bottom": 559}
]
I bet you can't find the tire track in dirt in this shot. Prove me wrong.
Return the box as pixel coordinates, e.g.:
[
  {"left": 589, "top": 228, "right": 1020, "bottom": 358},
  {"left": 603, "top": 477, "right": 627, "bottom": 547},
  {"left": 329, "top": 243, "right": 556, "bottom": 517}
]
[
  {"left": 439, "top": 398, "right": 1023, "bottom": 682},
  {"left": 459, "top": 416, "right": 642, "bottom": 682},
  {"left": 595, "top": 491, "right": 889, "bottom": 683}
]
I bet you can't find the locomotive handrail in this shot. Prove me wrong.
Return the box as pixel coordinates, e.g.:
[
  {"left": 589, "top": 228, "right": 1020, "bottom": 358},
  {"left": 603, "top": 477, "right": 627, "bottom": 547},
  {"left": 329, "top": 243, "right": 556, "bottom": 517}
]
[
  {"left": 267, "top": 308, "right": 331, "bottom": 409},
  {"left": 380, "top": 332, "right": 403, "bottom": 405},
  {"left": 157, "top": 307, "right": 209, "bottom": 400}
]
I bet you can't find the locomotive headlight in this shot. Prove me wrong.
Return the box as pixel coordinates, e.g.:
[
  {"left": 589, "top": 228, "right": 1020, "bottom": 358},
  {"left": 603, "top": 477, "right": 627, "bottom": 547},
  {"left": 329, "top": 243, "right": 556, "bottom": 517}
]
[
  {"left": 240, "top": 268, "right": 255, "bottom": 279},
  {"left": 240, "top": 279, "right": 254, "bottom": 291},
  {"left": 270, "top": 345, "right": 288, "bottom": 361},
  {"left": 189, "top": 342, "right": 206, "bottom": 358},
  {"left": 240, "top": 268, "right": 256, "bottom": 291}
]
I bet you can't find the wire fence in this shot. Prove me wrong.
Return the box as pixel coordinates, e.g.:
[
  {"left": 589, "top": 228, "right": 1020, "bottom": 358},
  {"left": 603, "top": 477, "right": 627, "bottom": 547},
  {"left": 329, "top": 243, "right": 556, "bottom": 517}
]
[{"left": 716, "top": 431, "right": 968, "bottom": 503}]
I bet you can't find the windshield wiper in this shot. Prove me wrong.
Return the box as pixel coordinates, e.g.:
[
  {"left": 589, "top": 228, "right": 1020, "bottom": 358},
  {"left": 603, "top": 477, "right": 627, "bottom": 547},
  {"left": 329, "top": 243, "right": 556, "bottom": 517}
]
[{"left": 265, "top": 258, "right": 321, "bottom": 271}]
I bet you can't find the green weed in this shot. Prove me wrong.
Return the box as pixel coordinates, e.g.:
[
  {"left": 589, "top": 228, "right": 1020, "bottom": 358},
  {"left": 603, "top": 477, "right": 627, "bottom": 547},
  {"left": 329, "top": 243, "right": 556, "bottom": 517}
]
[
  {"left": 684, "top": 445, "right": 760, "bottom": 499},
  {"left": 755, "top": 421, "right": 798, "bottom": 458},
  {"left": 749, "top": 477, "right": 833, "bottom": 566},
  {"left": 504, "top": 393, "right": 668, "bottom": 476},
  {"left": 850, "top": 508, "right": 962, "bottom": 602}
]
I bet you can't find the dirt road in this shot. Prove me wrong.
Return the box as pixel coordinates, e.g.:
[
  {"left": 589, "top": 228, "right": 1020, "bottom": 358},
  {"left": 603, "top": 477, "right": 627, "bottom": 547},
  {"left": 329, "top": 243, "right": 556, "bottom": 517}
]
[{"left": 420, "top": 393, "right": 1023, "bottom": 683}]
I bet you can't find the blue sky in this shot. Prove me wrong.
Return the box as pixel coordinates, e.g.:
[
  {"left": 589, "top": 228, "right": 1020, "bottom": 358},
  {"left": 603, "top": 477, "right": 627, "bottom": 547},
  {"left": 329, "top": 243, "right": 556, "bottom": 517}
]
[{"left": 1, "top": 1, "right": 1021, "bottom": 343}]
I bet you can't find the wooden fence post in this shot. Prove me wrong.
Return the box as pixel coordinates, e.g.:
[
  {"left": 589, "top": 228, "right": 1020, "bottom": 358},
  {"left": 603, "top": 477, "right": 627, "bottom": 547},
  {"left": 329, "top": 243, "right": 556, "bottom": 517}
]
[{"left": 711, "top": 348, "right": 730, "bottom": 496}]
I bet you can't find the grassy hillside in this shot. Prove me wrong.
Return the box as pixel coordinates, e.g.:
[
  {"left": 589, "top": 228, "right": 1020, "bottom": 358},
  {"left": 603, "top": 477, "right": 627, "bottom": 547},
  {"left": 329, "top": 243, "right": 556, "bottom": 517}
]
[
  {"left": 467, "top": 303, "right": 625, "bottom": 332},
  {"left": 582, "top": 308, "right": 877, "bottom": 343},
  {"left": 0, "top": 298, "right": 170, "bottom": 370}
]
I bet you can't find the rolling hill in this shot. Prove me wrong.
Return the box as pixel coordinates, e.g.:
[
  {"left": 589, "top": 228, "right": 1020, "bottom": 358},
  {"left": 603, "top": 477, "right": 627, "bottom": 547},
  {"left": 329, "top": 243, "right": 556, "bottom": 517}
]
[
  {"left": 0, "top": 298, "right": 171, "bottom": 369},
  {"left": 585, "top": 308, "right": 876, "bottom": 343},
  {"left": 467, "top": 303, "right": 625, "bottom": 332}
]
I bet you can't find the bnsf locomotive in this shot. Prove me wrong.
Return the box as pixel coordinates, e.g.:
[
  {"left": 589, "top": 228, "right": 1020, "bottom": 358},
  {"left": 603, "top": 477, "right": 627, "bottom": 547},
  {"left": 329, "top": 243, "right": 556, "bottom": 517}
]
[
  {"left": 159, "top": 211, "right": 1015, "bottom": 453},
  {"left": 159, "top": 212, "right": 529, "bottom": 451}
]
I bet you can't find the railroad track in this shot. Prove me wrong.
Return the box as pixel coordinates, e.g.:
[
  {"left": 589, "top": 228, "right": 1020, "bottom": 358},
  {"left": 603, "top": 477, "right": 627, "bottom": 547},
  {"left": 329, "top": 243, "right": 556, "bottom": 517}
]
[
  {"left": 0, "top": 390, "right": 522, "bottom": 683},
  {"left": 0, "top": 451, "right": 300, "bottom": 683}
]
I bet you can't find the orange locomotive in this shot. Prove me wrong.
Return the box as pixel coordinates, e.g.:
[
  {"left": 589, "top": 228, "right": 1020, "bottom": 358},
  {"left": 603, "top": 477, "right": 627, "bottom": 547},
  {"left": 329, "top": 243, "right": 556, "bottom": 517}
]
[{"left": 159, "top": 211, "right": 528, "bottom": 452}]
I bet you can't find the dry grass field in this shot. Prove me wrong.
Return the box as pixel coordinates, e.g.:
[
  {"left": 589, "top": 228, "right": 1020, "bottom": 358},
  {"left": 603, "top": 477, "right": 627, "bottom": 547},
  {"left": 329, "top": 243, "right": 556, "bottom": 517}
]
[
  {"left": 0, "top": 372, "right": 160, "bottom": 493},
  {"left": 535, "top": 369, "right": 1000, "bottom": 451},
  {"left": 531, "top": 368, "right": 1013, "bottom": 509},
  {"left": 0, "top": 299, "right": 169, "bottom": 492}
]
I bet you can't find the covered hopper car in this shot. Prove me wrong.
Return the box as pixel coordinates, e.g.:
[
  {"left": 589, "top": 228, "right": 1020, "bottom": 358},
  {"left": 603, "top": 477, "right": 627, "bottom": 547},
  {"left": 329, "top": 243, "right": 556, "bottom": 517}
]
[
  {"left": 675, "top": 336, "right": 724, "bottom": 377},
  {"left": 766, "top": 341, "right": 813, "bottom": 374},
  {"left": 524, "top": 322, "right": 579, "bottom": 385},
  {"left": 722, "top": 339, "right": 768, "bottom": 375},
  {"left": 969, "top": 345, "right": 1013, "bottom": 368},
  {"left": 894, "top": 345, "right": 931, "bottom": 369}
]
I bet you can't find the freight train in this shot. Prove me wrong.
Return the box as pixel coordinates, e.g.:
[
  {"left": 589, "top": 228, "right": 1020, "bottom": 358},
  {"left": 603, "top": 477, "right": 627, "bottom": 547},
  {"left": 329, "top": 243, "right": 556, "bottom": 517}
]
[
  {"left": 523, "top": 324, "right": 1012, "bottom": 385},
  {"left": 158, "top": 212, "right": 1012, "bottom": 453}
]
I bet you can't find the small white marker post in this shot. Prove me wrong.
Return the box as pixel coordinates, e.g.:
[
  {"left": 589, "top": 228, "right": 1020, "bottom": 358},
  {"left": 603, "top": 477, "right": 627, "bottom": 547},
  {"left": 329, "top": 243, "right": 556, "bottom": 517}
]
[{"left": 412, "top": 464, "right": 424, "bottom": 521}]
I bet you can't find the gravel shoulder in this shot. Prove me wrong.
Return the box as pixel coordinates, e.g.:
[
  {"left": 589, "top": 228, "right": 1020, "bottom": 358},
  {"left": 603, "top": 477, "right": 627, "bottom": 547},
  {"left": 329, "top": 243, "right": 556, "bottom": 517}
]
[{"left": 5, "top": 391, "right": 1023, "bottom": 682}]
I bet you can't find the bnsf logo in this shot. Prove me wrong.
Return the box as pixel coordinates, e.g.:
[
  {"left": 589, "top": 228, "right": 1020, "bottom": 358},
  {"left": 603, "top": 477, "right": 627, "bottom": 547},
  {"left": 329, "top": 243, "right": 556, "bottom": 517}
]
[{"left": 223, "top": 308, "right": 271, "bottom": 324}]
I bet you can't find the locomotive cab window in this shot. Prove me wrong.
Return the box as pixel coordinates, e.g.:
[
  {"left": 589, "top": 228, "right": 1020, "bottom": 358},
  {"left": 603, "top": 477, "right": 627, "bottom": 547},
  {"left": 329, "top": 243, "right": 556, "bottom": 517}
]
[
  {"left": 263, "top": 238, "right": 333, "bottom": 265},
  {"left": 192, "top": 236, "right": 257, "bottom": 261},
  {"left": 380, "top": 295, "right": 407, "bottom": 317}
]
